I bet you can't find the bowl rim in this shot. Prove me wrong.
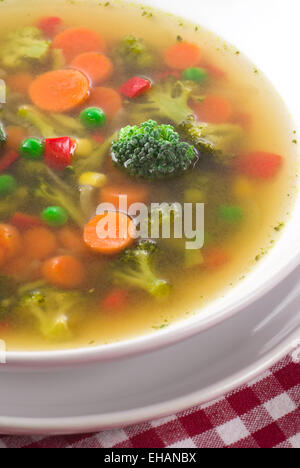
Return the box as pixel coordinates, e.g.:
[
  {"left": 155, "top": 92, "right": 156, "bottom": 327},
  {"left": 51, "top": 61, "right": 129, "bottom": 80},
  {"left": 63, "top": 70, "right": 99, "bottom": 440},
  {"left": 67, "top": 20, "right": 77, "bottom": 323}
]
[
  {"left": 2, "top": 0, "right": 300, "bottom": 366},
  {"left": 1, "top": 327, "right": 299, "bottom": 434},
  {"left": 6, "top": 247, "right": 300, "bottom": 366}
]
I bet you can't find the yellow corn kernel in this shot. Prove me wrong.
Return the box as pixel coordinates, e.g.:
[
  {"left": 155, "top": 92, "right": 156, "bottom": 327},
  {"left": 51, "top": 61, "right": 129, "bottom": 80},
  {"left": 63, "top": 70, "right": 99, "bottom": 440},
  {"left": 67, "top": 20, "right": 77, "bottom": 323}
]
[
  {"left": 75, "top": 138, "right": 94, "bottom": 158},
  {"left": 79, "top": 172, "right": 107, "bottom": 188},
  {"left": 233, "top": 177, "right": 254, "bottom": 198},
  {"left": 184, "top": 188, "right": 206, "bottom": 203}
]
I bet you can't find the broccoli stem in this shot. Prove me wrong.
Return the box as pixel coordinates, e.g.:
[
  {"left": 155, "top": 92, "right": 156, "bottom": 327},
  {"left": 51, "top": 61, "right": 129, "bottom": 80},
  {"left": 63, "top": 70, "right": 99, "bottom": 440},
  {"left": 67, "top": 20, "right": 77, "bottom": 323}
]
[
  {"left": 50, "top": 113, "right": 85, "bottom": 135},
  {"left": 17, "top": 280, "right": 47, "bottom": 297},
  {"left": 114, "top": 269, "right": 171, "bottom": 299},
  {"left": 73, "top": 134, "right": 116, "bottom": 177},
  {"left": 35, "top": 183, "right": 85, "bottom": 228},
  {"left": 18, "top": 105, "right": 56, "bottom": 138},
  {"left": 18, "top": 106, "right": 86, "bottom": 138}
]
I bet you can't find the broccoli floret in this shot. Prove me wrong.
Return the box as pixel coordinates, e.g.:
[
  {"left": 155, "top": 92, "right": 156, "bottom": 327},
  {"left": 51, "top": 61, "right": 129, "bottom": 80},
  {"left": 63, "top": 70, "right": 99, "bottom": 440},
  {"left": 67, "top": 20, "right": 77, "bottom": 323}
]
[
  {"left": 14, "top": 159, "right": 85, "bottom": 226},
  {"left": 34, "top": 181, "right": 85, "bottom": 228},
  {"left": 0, "top": 122, "right": 6, "bottom": 147},
  {"left": 17, "top": 287, "right": 87, "bottom": 341},
  {"left": 0, "top": 27, "right": 50, "bottom": 70},
  {"left": 111, "top": 120, "right": 197, "bottom": 179},
  {"left": 114, "top": 35, "right": 158, "bottom": 71},
  {"left": 112, "top": 240, "right": 171, "bottom": 299},
  {"left": 179, "top": 115, "right": 244, "bottom": 167},
  {"left": 128, "top": 77, "right": 196, "bottom": 125}
]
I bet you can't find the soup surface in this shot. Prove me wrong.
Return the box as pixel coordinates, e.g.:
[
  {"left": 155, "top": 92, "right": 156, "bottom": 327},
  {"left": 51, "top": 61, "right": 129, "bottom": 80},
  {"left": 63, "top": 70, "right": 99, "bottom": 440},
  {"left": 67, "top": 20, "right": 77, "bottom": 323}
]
[{"left": 0, "top": 0, "right": 298, "bottom": 351}]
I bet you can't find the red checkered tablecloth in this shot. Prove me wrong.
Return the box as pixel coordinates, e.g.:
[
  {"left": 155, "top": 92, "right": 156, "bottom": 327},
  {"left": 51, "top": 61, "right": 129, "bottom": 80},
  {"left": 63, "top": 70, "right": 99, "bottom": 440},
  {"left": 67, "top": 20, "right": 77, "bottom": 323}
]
[{"left": 0, "top": 355, "right": 299, "bottom": 448}]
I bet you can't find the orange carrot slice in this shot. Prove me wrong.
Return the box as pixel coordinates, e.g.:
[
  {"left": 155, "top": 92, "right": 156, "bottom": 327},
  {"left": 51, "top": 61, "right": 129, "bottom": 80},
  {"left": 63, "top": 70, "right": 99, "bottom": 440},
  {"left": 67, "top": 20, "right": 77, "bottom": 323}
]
[
  {"left": 42, "top": 255, "right": 86, "bottom": 288},
  {"left": 29, "top": 69, "right": 90, "bottom": 112},
  {"left": 23, "top": 227, "right": 57, "bottom": 260},
  {"left": 52, "top": 27, "right": 107, "bottom": 62},
  {"left": 0, "top": 224, "right": 22, "bottom": 261},
  {"left": 0, "top": 247, "right": 5, "bottom": 269},
  {"left": 71, "top": 52, "right": 113, "bottom": 85},
  {"left": 84, "top": 212, "right": 135, "bottom": 255},
  {"left": 3, "top": 256, "right": 42, "bottom": 281},
  {"left": 87, "top": 87, "right": 122, "bottom": 119},
  {"left": 3, "top": 256, "right": 30, "bottom": 279},
  {"left": 58, "top": 227, "right": 87, "bottom": 255},
  {"left": 99, "top": 185, "right": 149, "bottom": 211},
  {"left": 192, "top": 95, "right": 232, "bottom": 124},
  {"left": 164, "top": 42, "right": 202, "bottom": 70}
]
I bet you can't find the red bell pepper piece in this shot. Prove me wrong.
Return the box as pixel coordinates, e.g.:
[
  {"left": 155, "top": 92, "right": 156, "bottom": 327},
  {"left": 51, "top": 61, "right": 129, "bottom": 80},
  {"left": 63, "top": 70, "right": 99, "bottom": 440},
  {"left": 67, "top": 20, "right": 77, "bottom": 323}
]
[
  {"left": 0, "top": 150, "right": 19, "bottom": 173},
  {"left": 37, "top": 16, "right": 62, "bottom": 37},
  {"left": 44, "top": 137, "right": 76, "bottom": 170},
  {"left": 102, "top": 289, "right": 129, "bottom": 311},
  {"left": 235, "top": 151, "right": 283, "bottom": 179},
  {"left": 11, "top": 212, "right": 44, "bottom": 231},
  {"left": 204, "top": 247, "right": 230, "bottom": 269},
  {"left": 119, "top": 77, "right": 151, "bottom": 98}
]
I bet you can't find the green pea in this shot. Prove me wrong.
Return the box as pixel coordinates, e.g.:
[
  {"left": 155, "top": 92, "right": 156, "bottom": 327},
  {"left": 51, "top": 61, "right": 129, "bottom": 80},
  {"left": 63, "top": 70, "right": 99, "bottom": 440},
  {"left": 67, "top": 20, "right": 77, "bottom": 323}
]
[
  {"left": 0, "top": 174, "right": 17, "bottom": 197},
  {"left": 218, "top": 205, "right": 243, "bottom": 224},
  {"left": 42, "top": 206, "right": 69, "bottom": 227},
  {"left": 183, "top": 67, "right": 209, "bottom": 83},
  {"left": 20, "top": 138, "right": 44, "bottom": 160},
  {"left": 80, "top": 107, "right": 107, "bottom": 129}
]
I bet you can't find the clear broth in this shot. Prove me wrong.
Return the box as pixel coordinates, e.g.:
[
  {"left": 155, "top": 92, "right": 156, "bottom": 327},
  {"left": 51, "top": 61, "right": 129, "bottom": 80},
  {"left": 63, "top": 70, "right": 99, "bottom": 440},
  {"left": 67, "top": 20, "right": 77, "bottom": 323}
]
[{"left": 0, "top": 0, "right": 298, "bottom": 351}]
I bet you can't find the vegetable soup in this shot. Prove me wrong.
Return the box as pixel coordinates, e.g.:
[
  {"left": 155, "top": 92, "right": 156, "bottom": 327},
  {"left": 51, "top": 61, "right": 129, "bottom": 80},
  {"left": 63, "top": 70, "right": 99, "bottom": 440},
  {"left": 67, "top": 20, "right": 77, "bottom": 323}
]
[{"left": 0, "top": 0, "right": 298, "bottom": 351}]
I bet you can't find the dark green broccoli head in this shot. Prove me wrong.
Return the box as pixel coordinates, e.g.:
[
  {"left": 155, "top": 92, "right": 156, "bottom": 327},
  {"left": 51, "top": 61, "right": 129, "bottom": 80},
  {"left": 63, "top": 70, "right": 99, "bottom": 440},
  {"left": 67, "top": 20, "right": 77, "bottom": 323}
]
[
  {"left": 114, "top": 35, "right": 158, "bottom": 71},
  {"left": 111, "top": 120, "right": 197, "bottom": 179}
]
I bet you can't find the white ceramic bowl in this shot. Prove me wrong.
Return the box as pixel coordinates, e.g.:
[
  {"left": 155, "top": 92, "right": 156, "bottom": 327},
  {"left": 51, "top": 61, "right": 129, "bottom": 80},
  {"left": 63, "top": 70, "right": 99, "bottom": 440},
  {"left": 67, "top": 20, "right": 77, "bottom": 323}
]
[{"left": 3, "top": 0, "right": 300, "bottom": 367}]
